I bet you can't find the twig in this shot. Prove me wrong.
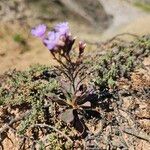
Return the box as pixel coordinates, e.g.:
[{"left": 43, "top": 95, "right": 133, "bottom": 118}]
[
  {"left": 7, "top": 125, "right": 36, "bottom": 150},
  {"left": 103, "top": 33, "right": 139, "bottom": 45},
  {"left": 18, "top": 137, "right": 26, "bottom": 150},
  {"left": 33, "top": 123, "right": 73, "bottom": 144},
  {"left": 85, "top": 33, "right": 139, "bottom": 47},
  {"left": 114, "top": 110, "right": 134, "bottom": 148},
  {"left": 123, "top": 128, "right": 150, "bottom": 143},
  {"left": 0, "top": 110, "right": 31, "bottom": 141}
]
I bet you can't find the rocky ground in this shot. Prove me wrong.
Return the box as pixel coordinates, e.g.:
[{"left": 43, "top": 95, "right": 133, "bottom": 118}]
[
  {"left": 0, "top": 1, "right": 150, "bottom": 149},
  {"left": 0, "top": 35, "right": 150, "bottom": 150}
]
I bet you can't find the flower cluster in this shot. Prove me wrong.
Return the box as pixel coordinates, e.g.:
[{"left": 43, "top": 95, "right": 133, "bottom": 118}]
[{"left": 31, "top": 22, "right": 72, "bottom": 52}]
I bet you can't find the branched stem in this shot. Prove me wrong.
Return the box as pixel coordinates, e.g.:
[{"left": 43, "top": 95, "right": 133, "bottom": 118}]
[
  {"left": 123, "top": 128, "right": 150, "bottom": 143},
  {"left": 33, "top": 124, "right": 73, "bottom": 143},
  {"left": 0, "top": 110, "right": 31, "bottom": 143},
  {"left": 51, "top": 52, "right": 68, "bottom": 70}
]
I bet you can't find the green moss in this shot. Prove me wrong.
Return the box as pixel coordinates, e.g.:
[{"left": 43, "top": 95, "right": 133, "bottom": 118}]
[
  {"left": 13, "top": 34, "right": 29, "bottom": 53},
  {"left": 89, "top": 35, "right": 150, "bottom": 89},
  {"left": 13, "top": 34, "right": 25, "bottom": 44},
  {"left": 0, "top": 64, "right": 59, "bottom": 106},
  {"left": 134, "top": 2, "right": 150, "bottom": 12}
]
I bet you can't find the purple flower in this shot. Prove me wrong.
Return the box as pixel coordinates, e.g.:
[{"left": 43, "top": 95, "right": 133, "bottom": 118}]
[
  {"left": 31, "top": 22, "right": 71, "bottom": 51},
  {"left": 43, "top": 31, "right": 61, "bottom": 50},
  {"left": 31, "top": 24, "right": 46, "bottom": 38},
  {"left": 54, "top": 22, "right": 69, "bottom": 36},
  {"left": 43, "top": 22, "right": 70, "bottom": 51}
]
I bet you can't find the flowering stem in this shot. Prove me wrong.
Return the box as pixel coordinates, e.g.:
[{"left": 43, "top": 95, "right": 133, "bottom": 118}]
[{"left": 51, "top": 52, "right": 68, "bottom": 70}]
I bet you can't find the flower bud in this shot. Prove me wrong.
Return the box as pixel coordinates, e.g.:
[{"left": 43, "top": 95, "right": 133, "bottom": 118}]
[{"left": 79, "top": 41, "right": 86, "bottom": 56}]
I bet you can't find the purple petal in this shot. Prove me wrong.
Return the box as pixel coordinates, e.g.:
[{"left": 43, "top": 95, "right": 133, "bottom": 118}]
[
  {"left": 31, "top": 24, "right": 46, "bottom": 38},
  {"left": 54, "top": 22, "right": 69, "bottom": 36},
  {"left": 43, "top": 31, "right": 61, "bottom": 50}
]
